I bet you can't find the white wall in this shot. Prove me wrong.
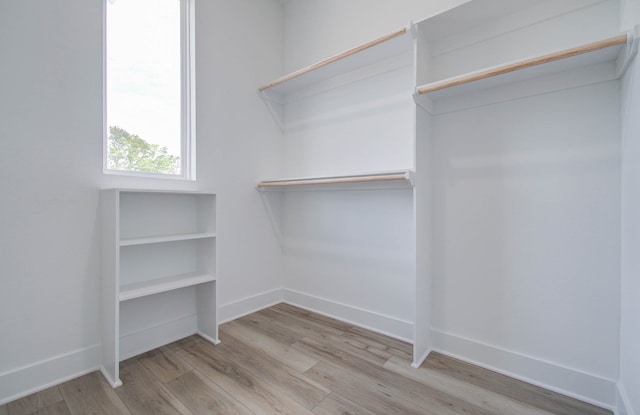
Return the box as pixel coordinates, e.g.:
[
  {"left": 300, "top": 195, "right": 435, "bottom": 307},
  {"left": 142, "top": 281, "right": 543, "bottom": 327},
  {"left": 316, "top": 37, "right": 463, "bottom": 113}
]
[
  {"left": 193, "top": 0, "right": 284, "bottom": 322},
  {"left": 430, "top": 81, "right": 621, "bottom": 403},
  {"left": 0, "top": 0, "right": 283, "bottom": 404},
  {"left": 0, "top": 0, "right": 104, "bottom": 401},
  {"left": 283, "top": 0, "right": 465, "bottom": 72},
  {"left": 282, "top": 189, "right": 416, "bottom": 339},
  {"left": 619, "top": 2, "right": 640, "bottom": 414},
  {"left": 278, "top": 76, "right": 418, "bottom": 340}
]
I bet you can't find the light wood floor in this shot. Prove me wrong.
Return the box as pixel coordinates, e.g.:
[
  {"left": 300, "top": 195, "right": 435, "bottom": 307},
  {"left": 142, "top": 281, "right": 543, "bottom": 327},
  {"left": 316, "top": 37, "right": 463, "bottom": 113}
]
[{"left": 1, "top": 304, "right": 612, "bottom": 415}]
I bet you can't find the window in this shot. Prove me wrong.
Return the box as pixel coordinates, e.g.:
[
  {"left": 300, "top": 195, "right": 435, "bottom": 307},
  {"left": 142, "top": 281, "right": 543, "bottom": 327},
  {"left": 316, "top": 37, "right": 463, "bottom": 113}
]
[{"left": 104, "top": 0, "right": 195, "bottom": 179}]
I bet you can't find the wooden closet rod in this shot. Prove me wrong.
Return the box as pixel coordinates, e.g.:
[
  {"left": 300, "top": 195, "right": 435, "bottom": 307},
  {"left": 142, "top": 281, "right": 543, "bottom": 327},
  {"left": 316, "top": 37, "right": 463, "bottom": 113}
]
[
  {"left": 257, "top": 172, "right": 408, "bottom": 188},
  {"left": 259, "top": 26, "right": 408, "bottom": 92},
  {"left": 417, "top": 33, "right": 630, "bottom": 95}
]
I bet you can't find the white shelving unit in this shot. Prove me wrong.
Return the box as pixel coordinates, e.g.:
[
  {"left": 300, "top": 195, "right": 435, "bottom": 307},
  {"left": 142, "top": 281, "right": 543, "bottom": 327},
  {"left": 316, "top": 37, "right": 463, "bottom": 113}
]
[
  {"left": 255, "top": 0, "right": 639, "bottom": 376},
  {"left": 100, "top": 190, "right": 218, "bottom": 387}
]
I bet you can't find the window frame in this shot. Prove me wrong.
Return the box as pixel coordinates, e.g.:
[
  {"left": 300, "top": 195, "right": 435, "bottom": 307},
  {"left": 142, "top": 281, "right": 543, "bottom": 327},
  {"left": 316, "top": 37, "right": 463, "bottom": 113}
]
[{"left": 102, "top": 0, "right": 196, "bottom": 180}]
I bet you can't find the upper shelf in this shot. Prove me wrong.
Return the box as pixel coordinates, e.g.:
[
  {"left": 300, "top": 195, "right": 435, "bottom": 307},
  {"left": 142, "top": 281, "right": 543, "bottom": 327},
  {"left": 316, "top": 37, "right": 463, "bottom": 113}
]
[
  {"left": 259, "top": 26, "right": 413, "bottom": 98},
  {"left": 415, "top": 33, "right": 637, "bottom": 102},
  {"left": 256, "top": 170, "right": 415, "bottom": 192}
]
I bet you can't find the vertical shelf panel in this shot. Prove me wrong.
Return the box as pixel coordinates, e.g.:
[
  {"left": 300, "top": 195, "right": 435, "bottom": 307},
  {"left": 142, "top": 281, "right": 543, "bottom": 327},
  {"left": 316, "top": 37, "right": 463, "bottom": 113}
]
[
  {"left": 196, "top": 281, "right": 218, "bottom": 344},
  {"left": 99, "top": 190, "right": 122, "bottom": 387},
  {"left": 413, "top": 107, "right": 433, "bottom": 367}
]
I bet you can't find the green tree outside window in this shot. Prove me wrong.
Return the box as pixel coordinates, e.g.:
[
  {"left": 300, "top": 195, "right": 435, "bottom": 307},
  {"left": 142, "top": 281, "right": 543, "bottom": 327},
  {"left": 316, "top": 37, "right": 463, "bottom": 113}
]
[{"left": 107, "top": 126, "right": 180, "bottom": 175}]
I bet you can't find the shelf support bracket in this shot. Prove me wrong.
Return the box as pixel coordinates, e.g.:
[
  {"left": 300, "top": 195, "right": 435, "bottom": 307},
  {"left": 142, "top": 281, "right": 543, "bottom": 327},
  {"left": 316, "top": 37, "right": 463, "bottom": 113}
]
[
  {"left": 413, "top": 92, "right": 434, "bottom": 115},
  {"left": 616, "top": 28, "right": 639, "bottom": 78},
  {"left": 258, "top": 90, "right": 285, "bottom": 130},
  {"left": 407, "top": 21, "right": 417, "bottom": 40}
]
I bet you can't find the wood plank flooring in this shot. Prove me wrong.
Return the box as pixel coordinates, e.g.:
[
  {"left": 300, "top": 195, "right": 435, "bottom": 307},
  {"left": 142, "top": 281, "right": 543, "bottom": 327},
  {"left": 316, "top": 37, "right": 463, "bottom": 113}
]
[{"left": 1, "top": 304, "right": 612, "bottom": 415}]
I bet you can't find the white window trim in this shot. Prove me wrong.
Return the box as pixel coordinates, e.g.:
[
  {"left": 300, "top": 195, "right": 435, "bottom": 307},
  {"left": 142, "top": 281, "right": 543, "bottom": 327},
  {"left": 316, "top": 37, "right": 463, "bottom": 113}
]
[{"left": 102, "top": 0, "right": 196, "bottom": 181}]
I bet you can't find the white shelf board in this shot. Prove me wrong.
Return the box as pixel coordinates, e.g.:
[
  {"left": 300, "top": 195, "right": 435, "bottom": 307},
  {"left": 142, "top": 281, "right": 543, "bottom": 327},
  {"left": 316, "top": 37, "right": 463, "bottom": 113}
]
[
  {"left": 119, "top": 272, "right": 216, "bottom": 302},
  {"left": 257, "top": 170, "right": 415, "bottom": 192},
  {"left": 120, "top": 232, "right": 216, "bottom": 247},
  {"left": 115, "top": 189, "right": 215, "bottom": 196},
  {"left": 259, "top": 26, "right": 413, "bottom": 97},
  {"left": 415, "top": 33, "right": 635, "bottom": 103}
]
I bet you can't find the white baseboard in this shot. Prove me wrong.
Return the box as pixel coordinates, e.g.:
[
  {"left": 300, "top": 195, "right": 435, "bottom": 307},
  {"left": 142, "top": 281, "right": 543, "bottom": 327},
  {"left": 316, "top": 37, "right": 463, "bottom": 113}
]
[
  {"left": 431, "top": 328, "right": 617, "bottom": 410},
  {"left": 282, "top": 288, "right": 413, "bottom": 343},
  {"left": 2, "top": 293, "right": 624, "bottom": 414},
  {"left": 616, "top": 382, "right": 635, "bottom": 415},
  {"left": 119, "top": 313, "right": 199, "bottom": 361},
  {"left": 218, "top": 288, "right": 284, "bottom": 324},
  {"left": 0, "top": 345, "right": 101, "bottom": 405},
  {"left": 218, "top": 287, "right": 413, "bottom": 342}
]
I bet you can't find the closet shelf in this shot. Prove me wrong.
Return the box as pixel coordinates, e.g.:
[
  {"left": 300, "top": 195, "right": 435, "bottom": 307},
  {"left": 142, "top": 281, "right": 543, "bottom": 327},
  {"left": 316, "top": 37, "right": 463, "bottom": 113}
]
[
  {"left": 120, "top": 232, "right": 216, "bottom": 247},
  {"left": 416, "top": 33, "right": 636, "bottom": 101},
  {"left": 259, "top": 26, "right": 412, "bottom": 96},
  {"left": 257, "top": 170, "right": 415, "bottom": 192},
  {"left": 119, "top": 272, "right": 216, "bottom": 302}
]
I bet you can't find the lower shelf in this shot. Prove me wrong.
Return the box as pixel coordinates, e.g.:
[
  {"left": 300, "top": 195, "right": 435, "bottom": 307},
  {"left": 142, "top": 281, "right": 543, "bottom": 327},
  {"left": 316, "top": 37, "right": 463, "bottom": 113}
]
[
  {"left": 119, "top": 272, "right": 216, "bottom": 301},
  {"left": 120, "top": 232, "right": 216, "bottom": 247}
]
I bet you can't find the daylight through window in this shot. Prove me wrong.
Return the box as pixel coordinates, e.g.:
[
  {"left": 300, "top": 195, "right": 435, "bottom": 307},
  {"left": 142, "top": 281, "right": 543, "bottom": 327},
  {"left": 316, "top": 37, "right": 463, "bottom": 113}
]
[{"left": 105, "top": 0, "right": 193, "bottom": 178}]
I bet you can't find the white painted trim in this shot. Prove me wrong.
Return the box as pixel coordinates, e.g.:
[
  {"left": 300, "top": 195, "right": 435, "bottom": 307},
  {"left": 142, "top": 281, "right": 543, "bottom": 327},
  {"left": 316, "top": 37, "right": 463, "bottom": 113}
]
[
  {"left": 282, "top": 288, "right": 413, "bottom": 343},
  {"left": 218, "top": 288, "right": 413, "bottom": 343},
  {"left": 181, "top": 0, "right": 196, "bottom": 180},
  {"left": 411, "top": 347, "right": 432, "bottom": 369},
  {"left": 103, "top": 0, "right": 195, "bottom": 180},
  {"left": 197, "top": 331, "right": 221, "bottom": 345},
  {"left": 218, "top": 288, "right": 285, "bottom": 324},
  {"left": 0, "top": 345, "right": 101, "bottom": 405},
  {"left": 616, "top": 382, "right": 634, "bottom": 415},
  {"left": 431, "top": 328, "right": 617, "bottom": 410},
  {"left": 99, "top": 367, "right": 122, "bottom": 389},
  {"left": 1, "top": 297, "right": 622, "bottom": 411}
]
